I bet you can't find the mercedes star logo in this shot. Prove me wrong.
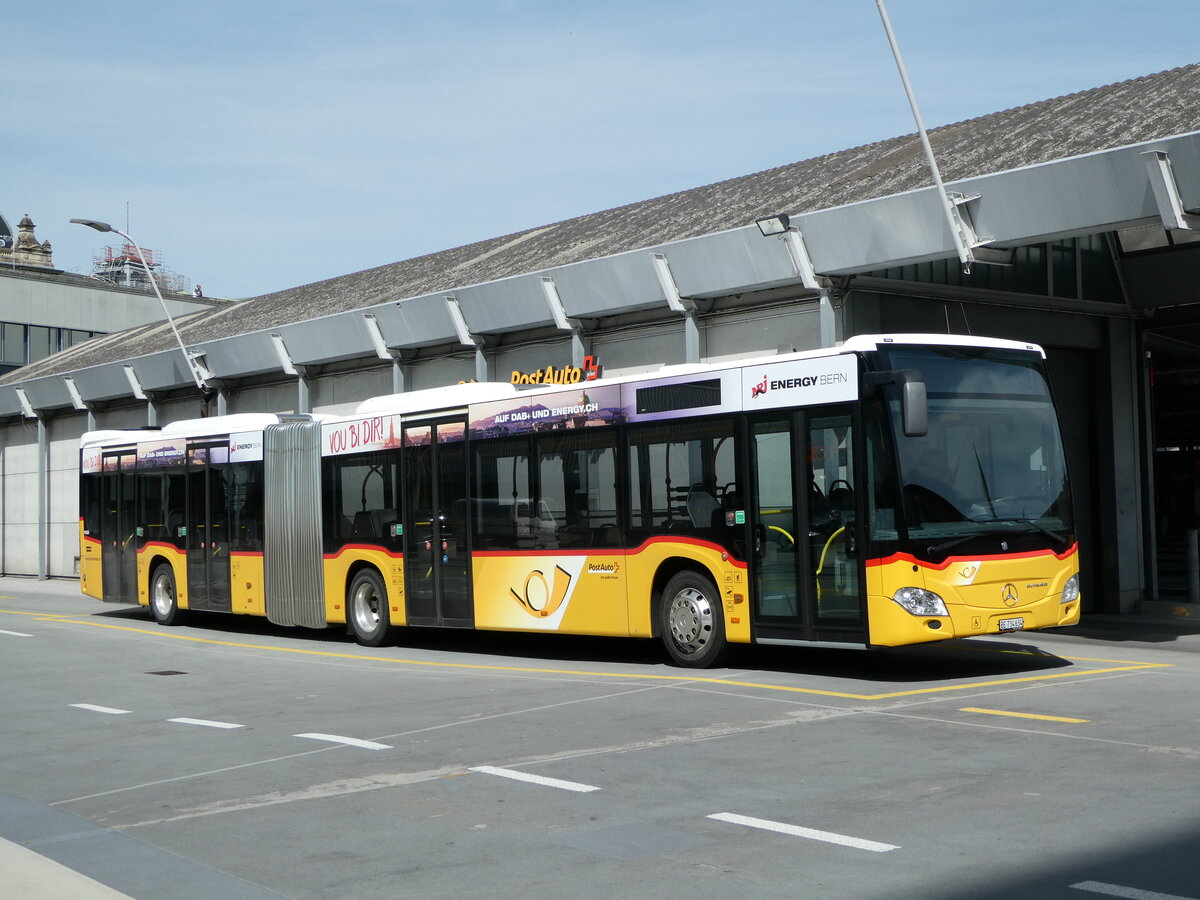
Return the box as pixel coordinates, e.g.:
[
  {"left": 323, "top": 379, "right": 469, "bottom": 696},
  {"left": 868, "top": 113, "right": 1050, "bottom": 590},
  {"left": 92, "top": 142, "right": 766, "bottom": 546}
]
[{"left": 1002, "top": 583, "right": 1019, "bottom": 607}]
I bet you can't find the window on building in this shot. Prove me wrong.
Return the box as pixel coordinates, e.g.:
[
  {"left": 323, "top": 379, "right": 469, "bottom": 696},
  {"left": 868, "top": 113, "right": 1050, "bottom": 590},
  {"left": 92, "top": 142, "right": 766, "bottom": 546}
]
[
  {"left": 1, "top": 323, "right": 24, "bottom": 365},
  {"left": 27, "top": 326, "right": 52, "bottom": 362}
]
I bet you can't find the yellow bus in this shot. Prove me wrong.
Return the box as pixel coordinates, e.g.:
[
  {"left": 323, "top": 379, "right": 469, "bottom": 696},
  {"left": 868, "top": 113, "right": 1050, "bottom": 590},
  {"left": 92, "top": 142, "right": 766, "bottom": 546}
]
[{"left": 80, "top": 334, "right": 1080, "bottom": 667}]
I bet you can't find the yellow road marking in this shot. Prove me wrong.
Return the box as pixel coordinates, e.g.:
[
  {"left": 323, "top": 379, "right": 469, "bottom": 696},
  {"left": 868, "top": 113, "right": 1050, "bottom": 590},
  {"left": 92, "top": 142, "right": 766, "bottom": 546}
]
[
  {"left": 1, "top": 608, "right": 1170, "bottom": 701},
  {"left": 961, "top": 707, "right": 1090, "bottom": 724}
]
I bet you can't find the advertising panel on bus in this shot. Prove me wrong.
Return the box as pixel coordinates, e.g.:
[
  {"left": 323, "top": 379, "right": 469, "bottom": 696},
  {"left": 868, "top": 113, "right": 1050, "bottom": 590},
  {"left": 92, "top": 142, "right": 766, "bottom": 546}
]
[
  {"left": 229, "top": 431, "right": 265, "bottom": 463},
  {"left": 323, "top": 414, "right": 403, "bottom": 457},
  {"left": 469, "top": 384, "right": 623, "bottom": 438},
  {"left": 81, "top": 446, "right": 104, "bottom": 474},
  {"left": 740, "top": 354, "right": 858, "bottom": 410},
  {"left": 136, "top": 439, "right": 186, "bottom": 468}
]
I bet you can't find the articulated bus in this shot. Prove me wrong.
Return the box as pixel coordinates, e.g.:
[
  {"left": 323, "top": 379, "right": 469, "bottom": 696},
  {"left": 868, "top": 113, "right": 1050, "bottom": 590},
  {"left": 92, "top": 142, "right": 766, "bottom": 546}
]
[{"left": 80, "top": 334, "right": 1080, "bottom": 667}]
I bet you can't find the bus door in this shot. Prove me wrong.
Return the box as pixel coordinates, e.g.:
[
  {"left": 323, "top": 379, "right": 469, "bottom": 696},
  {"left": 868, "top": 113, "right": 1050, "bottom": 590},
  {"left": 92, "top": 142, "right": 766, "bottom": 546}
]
[
  {"left": 185, "top": 442, "right": 232, "bottom": 612},
  {"left": 402, "top": 419, "right": 472, "bottom": 627},
  {"left": 100, "top": 449, "right": 138, "bottom": 603},
  {"left": 749, "top": 408, "right": 863, "bottom": 642}
]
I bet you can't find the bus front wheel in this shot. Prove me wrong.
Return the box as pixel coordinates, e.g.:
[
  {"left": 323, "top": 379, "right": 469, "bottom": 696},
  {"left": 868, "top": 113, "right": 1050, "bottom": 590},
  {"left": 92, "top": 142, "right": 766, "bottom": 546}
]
[
  {"left": 149, "top": 564, "right": 184, "bottom": 627},
  {"left": 348, "top": 569, "right": 393, "bottom": 647},
  {"left": 660, "top": 570, "right": 728, "bottom": 668}
]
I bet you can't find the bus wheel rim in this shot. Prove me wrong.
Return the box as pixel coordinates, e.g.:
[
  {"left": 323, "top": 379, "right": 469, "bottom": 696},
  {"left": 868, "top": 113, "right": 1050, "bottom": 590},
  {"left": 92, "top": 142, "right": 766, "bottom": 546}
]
[
  {"left": 668, "top": 587, "right": 711, "bottom": 655},
  {"left": 352, "top": 582, "right": 381, "bottom": 633},
  {"left": 152, "top": 575, "right": 172, "bottom": 617}
]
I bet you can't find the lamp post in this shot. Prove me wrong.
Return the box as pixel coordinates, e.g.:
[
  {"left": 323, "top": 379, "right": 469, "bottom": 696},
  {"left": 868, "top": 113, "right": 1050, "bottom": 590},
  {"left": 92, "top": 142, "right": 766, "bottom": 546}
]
[{"left": 71, "top": 218, "right": 208, "bottom": 391}]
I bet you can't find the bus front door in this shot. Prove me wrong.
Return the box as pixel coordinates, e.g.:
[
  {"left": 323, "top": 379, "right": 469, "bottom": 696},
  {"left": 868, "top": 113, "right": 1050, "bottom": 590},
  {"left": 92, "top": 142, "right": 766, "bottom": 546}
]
[
  {"left": 100, "top": 450, "right": 138, "bottom": 604},
  {"left": 402, "top": 419, "right": 472, "bottom": 627},
  {"left": 750, "top": 409, "right": 863, "bottom": 643},
  {"left": 185, "top": 443, "right": 232, "bottom": 613}
]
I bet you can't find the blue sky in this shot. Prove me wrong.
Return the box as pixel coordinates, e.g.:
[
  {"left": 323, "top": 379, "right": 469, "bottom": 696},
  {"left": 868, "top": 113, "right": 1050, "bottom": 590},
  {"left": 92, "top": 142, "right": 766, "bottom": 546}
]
[{"left": 4, "top": 1, "right": 1199, "bottom": 299}]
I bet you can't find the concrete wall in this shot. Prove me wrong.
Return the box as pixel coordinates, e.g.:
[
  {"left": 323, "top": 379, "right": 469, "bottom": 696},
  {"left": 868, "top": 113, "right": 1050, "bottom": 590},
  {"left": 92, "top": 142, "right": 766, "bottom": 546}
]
[
  {"left": 48, "top": 413, "right": 86, "bottom": 577},
  {"left": 312, "top": 366, "right": 393, "bottom": 416},
  {"left": 0, "top": 270, "right": 214, "bottom": 334},
  {"left": 0, "top": 418, "right": 39, "bottom": 575},
  {"left": 705, "top": 303, "right": 825, "bottom": 362}
]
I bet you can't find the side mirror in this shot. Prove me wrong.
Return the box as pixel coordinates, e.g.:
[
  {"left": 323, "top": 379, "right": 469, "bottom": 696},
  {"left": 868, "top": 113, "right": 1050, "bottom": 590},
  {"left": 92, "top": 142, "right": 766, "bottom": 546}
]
[
  {"left": 864, "top": 369, "right": 928, "bottom": 437},
  {"left": 901, "top": 379, "right": 928, "bottom": 437}
]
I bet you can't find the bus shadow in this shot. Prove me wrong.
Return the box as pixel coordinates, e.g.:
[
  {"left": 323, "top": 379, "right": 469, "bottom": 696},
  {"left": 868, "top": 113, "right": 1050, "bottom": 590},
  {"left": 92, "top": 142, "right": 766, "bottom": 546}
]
[
  {"left": 92, "top": 606, "right": 1072, "bottom": 682},
  {"left": 93, "top": 605, "right": 356, "bottom": 646},
  {"left": 741, "top": 638, "right": 1073, "bottom": 683}
]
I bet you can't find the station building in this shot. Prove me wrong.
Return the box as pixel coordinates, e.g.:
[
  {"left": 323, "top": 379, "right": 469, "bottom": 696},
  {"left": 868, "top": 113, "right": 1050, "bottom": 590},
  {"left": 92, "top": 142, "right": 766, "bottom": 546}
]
[{"left": 2, "top": 63, "right": 1199, "bottom": 622}]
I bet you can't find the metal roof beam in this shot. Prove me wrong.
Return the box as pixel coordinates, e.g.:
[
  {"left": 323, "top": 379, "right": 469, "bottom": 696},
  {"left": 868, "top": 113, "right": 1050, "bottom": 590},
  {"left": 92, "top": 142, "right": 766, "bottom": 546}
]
[{"left": 1143, "top": 149, "right": 1200, "bottom": 231}]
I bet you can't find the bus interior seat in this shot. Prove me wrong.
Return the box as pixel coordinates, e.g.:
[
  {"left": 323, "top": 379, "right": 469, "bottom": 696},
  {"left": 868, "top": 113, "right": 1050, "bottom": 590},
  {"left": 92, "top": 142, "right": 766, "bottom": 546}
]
[
  {"left": 687, "top": 487, "right": 721, "bottom": 528},
  {"left": 828, "top": 484, "right": 854, "bottom": 515},
  {"left": 351, "top": 511, "right": 375, "bottom": 538}
]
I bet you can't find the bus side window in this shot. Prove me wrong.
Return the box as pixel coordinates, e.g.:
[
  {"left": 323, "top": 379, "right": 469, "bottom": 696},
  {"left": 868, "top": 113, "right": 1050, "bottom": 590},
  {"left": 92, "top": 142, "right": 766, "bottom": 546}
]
[
  {"left": 536, "top": 431, "right": 617, "bottom": 549},
  {"left": 470, "top": 439, "right": 530, "bottom": 551},
  {"left": 82, "top": 474, "right": 102, "bottom": 537},
  {"left": 628, "top": 419, "right": 735, "bottom": 540}
]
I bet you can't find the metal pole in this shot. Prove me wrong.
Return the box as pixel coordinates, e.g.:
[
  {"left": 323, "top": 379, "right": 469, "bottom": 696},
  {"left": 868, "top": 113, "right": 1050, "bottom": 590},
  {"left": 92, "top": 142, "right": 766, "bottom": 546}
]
[
  {"left": 297, "top": 374, "right": 310, "bottom": 414},
  {"left": 874, "top": 0, "right": 972, "bottom": 270},
  {"left": 1188, "top": 528, "right": 1199, "bottom": 604},
  {"left": 37, "top": 416, "right": 47, "bottom": 580},
  {"left": 116, "top": 230, "right": 208, "bottom": 391}
]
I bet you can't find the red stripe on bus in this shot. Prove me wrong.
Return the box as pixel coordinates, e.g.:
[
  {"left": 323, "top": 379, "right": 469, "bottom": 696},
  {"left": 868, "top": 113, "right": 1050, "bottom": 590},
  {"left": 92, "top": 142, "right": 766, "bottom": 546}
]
[
  {"left": 140, "top": 541, "right": 182, "bottom": 553},
  {"left": 323, "top": 544, "right": 404, "bottom": 560},
  {"left": 866, "top": 543, "right": 1078, "bottom": 571}
]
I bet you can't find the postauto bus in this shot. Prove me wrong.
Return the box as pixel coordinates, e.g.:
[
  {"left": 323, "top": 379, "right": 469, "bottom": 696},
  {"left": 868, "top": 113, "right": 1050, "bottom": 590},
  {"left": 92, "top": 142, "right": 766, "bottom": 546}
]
[{"left": 80, "top": 334, "right": 1080, "bottom": 667}]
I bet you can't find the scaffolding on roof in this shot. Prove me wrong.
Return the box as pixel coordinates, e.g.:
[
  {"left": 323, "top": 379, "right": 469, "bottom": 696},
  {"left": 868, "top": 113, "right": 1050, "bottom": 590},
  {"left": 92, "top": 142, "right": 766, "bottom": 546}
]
[{"left": 91, "top": 243, "right": 188, "bottom": 294}]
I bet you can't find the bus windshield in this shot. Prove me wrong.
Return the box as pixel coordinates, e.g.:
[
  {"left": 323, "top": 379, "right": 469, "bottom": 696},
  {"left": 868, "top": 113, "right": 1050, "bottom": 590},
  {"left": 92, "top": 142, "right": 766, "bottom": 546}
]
[{"left": 879, "top": 345, "right": 1073, "bottom": 552}]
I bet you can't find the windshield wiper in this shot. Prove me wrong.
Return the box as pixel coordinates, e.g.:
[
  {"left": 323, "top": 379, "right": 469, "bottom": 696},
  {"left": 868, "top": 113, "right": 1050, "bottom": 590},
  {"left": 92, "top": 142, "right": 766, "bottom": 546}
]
[
  {"left": 972, "top": 446, "right": 997, "bottom": 519},
  {"left": 925, "top": 533, "right": 985, "bottom": 556}
]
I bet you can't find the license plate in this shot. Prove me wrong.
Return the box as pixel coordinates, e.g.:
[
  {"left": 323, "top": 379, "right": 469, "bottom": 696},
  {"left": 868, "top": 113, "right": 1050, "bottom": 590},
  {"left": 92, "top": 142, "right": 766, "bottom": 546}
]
[{"left": 998, "top": 616, "right": 1024, "bottom": 632}]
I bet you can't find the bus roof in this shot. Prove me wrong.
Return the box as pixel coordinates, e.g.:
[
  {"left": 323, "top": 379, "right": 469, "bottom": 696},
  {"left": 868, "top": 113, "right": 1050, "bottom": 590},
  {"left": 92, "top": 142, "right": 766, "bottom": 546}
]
[
  {"left": 840, "top": 333, "right": 1046, "bottom": 358},
  {"left": 80, "top": 413, "right": 296, "bottom": 450},
  {"left": 80, "top": 429, "right": 152, "bottom": 449}
]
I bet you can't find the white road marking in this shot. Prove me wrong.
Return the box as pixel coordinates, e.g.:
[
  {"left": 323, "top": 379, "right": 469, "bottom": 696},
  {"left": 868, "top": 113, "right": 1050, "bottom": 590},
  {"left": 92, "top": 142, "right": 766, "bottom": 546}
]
[
  {"left": 0, "top": 628, "right": 32, "bottom": 637},
  {"left": 70, "top": 704, "right": 131, "bottom": 715},
  {"left": 294, "top": 732, "right": 391, "bottom": 750},
  {"left": 708, "top": 812, "right": 899, "bottom": 852},
  {"left": 1071, "top": 881, "right": 1197, "bottom": 900},
  {"left": 168, "top": 718, "right": 245, "bottom": 730},
  {"left": 469, "top": 765, "right": 601, "bottom": 793}
]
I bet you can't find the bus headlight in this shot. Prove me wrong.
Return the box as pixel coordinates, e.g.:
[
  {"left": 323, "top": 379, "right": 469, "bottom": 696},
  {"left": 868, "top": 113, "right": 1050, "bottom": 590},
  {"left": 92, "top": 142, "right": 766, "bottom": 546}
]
[
  {"left": 1061, "top": 574, "right": 1080, "bottom": 604},
  {"left": 892, "top": 587, "right": 948, "bottom": 617}
]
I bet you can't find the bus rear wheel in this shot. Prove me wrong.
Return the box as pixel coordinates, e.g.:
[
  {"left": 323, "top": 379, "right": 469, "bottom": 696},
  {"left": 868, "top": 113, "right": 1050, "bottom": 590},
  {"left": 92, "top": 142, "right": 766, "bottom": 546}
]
[
  {"left": 348, "top": 569, "right": 393, "bottom": 647},
  {"left": 149, "top": 564, "right": 184, "bottom": 626},
  {"left": 660, "top": 570, "right": 728, "bottom": 668}
]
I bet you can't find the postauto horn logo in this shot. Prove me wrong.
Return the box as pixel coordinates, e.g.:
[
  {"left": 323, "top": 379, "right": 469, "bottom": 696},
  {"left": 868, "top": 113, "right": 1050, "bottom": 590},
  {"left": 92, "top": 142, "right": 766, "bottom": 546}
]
[{"left": 510, "top": 566, "right": 573, "bottom": 618}]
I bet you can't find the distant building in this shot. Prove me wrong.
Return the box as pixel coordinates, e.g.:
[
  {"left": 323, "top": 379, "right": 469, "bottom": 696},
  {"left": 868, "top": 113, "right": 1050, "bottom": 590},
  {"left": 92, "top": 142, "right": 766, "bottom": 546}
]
[{"left": 0, "top": 213, "right": 219, "bottom": 376}]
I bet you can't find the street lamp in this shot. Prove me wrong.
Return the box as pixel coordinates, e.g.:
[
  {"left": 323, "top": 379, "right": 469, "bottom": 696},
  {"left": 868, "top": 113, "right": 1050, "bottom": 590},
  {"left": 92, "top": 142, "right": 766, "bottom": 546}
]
[{"left": 71, "top": 218, "right": 209, "bottom": 391}]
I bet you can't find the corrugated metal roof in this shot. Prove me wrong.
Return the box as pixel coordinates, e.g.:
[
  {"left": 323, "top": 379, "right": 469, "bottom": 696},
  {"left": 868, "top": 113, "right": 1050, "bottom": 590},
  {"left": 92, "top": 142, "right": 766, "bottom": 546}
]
[{"left": 6, "top": 61, "right": 1198, "bottom": 386}]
